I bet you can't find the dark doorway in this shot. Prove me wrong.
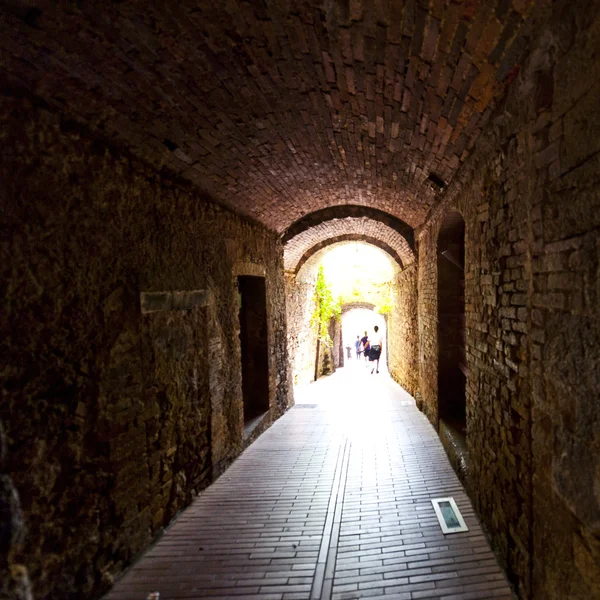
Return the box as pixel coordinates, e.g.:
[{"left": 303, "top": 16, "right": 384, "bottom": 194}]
[
  {"left": 437, "top": 210, "right": 466, "bottom": 437},
  {"left": 238, "top": 276, "right": 269, "bottom": 424}
]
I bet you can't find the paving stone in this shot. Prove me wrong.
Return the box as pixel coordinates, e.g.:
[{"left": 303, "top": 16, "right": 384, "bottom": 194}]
[{"left": 105, "top": 370, "right": 510, "bottom": 600}]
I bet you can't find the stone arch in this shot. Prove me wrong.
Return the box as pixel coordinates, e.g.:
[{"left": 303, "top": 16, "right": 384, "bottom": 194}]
[
  {"left": 336, "top": 303, "right": 388, "bottom": 371},
  {"left": 283, "top": 215, "right": 415, "bottom": 273},
  {"left": 293, "top": 234, "right": 403, "bottom": 274},
  {"left": 341, "top": 301, "right": 376, "bottom": 313},
  {"left": 281, "top": 206, "right": 415, "bottom": 250}
]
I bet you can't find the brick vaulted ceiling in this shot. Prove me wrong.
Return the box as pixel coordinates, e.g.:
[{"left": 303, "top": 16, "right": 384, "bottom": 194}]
[{"left": 0, "top": 0, "right": 534, "bottom": 233}]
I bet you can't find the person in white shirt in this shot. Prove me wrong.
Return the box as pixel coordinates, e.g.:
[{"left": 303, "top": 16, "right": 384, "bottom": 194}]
[{"left": 369, "top": 325, "right": 383, "bottom": 374}]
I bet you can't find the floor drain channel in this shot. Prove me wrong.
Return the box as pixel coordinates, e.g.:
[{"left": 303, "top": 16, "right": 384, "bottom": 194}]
[{"left": 431, "top": 497, "right": 469, "bottom": 534}]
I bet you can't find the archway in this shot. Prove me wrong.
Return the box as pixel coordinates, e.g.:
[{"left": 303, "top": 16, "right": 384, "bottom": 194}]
[
  {"left": 281, "top": 205, "right": 415, "bottom": 250},
  {"left": 437, "top": 209, "right": 466, "bottom": 441},
  {"left": 287, "top": 241, "right": 398, "bottom": 386},
  {"left": 295, "top": 234, "right": 404, "bottom": 274},
  {"left": 283, "top": 215, "right": 416, "bottom": 274},
  {"left": 341, "top": 307, "right": 387, "bottom": 373}
]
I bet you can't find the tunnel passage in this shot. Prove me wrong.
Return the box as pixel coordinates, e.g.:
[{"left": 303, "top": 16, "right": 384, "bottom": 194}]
[
  {"left": 341, "top": 306, "right": 388, "bottom": 371},
  {"left": 284, "top": 210, "right": 418, "bottom": 393},
  {"left": 237, "top": 276, "right": 270, "bottom": 426},
  {"left": 285, "top": 236, "right": 418, "bottom": 395},
  {"left": 1, "top": 1, "right": 599, "bottom": 599}
]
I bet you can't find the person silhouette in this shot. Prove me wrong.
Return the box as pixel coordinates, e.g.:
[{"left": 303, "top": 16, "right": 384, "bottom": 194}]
[
  {"left": 360, "top": 330, "right": 370, "bottom": 365},
  {"left": 369, "top": 325, "right": 382, "bottom": 374}
]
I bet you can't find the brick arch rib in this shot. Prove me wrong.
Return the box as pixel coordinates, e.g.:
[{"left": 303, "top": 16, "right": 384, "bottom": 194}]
[
  {"left": 281, "top": 206, "right": 415, "bottom": 251},
  {"left": 283, "top": 214, "right": 415, "bottom": 272},
  {"left": 294, "top": 234, "right": 403, "bottom": 274},
  {"left": 341, "top": 302, "right": 376, "bottom": 314}
]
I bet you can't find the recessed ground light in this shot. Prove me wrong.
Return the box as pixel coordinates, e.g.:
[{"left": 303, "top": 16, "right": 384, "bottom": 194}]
[
  {"left": 427, "top": 172, "right": 446, "bottom": 189},
  {"left": 431, "top": 497, "right": 469, "bottom": 534}
]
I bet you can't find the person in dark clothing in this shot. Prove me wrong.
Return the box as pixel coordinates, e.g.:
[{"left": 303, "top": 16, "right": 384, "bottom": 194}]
[
  {"left": 369, "top": 325, "right": 382, "bottom": 374},
  {"left": 360, "top": 331, "right": 370, "bottom": 364}
]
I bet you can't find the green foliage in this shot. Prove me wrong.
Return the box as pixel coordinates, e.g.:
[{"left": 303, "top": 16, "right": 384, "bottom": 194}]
[
  {"left": 375, "top": 298, "right": 393, "bottom": 315},
  {"left": 375, "top": 284, "right": 394, "bottom": 315},
  {"left": 311, "top": 266, "right": 341, "bottom": 345}
]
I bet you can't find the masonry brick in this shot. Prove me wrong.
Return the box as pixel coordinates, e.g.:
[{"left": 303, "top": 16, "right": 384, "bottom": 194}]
[
  {"left": 416, "top": 3, "right": 600, "bottom": 599},
  {"left": 0, "top": 2, "right": 599, "bottom": 600},
  {"left": 0, "top": 97, "right": 292, "bottom": 599},
  {"left": 283, "top": 218, "right": 415, "bottom": 272},
  {"left": 0, "top": 1, "right": 534, "bottom": 234}
]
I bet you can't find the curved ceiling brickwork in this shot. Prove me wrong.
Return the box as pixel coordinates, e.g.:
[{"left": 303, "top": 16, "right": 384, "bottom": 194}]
[
  {"left": 283, "top": 217, "right": 415, "bottom": 272},
  {"left": 281, "top": 205, "right": 415, "bottom": 248},
  {"left": 0, "top": 1, "right": 534, "bottom": 231},
  {"left": 294, "top": 234, "right": 404, "bottom": 273},
  {"left": 341, "top": 302, "right": 376, "bottom": 313}
]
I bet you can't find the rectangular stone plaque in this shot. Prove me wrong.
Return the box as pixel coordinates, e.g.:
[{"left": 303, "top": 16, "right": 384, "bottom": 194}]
[{"left": 140, "top": 290, "right": 209, "bottom": 313}]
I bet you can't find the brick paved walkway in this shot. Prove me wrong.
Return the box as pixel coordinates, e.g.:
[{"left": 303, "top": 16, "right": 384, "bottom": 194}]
[{"left": 105, "top": 367, "right": 512, "bottom": 600}]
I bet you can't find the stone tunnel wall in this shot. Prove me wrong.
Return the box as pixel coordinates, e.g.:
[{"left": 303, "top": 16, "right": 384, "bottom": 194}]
[
  {"left": 417, "top": 4, "right": 600, "bottom": 599},
  {"left": 387, "top": 264, "right": 419, "bottom": 397},
  {"left": 285, "top": 274, "right": 319, "bottom": 386},
  {"left": 0, "top": 94, "right": 292, "bottom": 600},
  {"left": 285, "top": 274, "right": 344, "bottom": 385}
]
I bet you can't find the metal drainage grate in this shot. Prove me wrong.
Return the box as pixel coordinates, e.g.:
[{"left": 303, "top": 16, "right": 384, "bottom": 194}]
[
  {"left": 431, "top": 497, "right": 469, "bottom": 534},
  {"left": 294, "top": 404, "right": 318, "bottom": 409}
]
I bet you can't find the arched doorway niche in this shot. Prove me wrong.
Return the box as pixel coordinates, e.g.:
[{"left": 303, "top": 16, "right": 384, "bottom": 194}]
[{"left": 436, "top": 208, "right": 467, "bottom": 479}]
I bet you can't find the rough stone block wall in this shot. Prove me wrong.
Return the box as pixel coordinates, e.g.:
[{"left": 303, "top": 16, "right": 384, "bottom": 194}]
[
  {"left": 388, "top": 265, "right": 419, "bottom": 396},
  {"left": 285, "top": 275, "right": 319, "bottom": 386},
  {"left": 417, "top": 3, "right": 600, "bottom": 598},
  {"left": 416, "top": 233, "right": 439, "bottom": 423},
  {"left": 0, "top": 94, "right": 291, "bottom": 600},
  {"left": 527, "top": 4, "right": 600, "bottom": 594}
]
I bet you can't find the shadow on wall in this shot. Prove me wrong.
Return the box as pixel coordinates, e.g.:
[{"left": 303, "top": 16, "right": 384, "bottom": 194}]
[
  {"left": 436, "top": 210, "right": 468, "bottom": 482},
  {"left": 0, "top": 95, "right": 292, "bottom": 600},
  {"left": 0, "top": 420, "right": 33, "bottom": 600}
]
